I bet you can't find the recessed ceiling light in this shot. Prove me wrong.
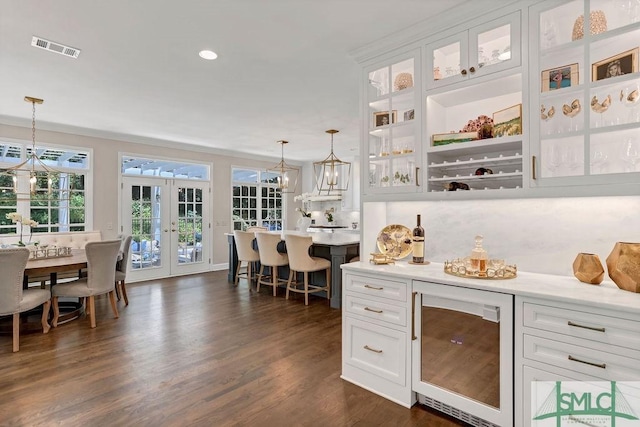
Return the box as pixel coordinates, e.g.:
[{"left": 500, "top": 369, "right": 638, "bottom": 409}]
[{"left": 199, "top": 50, "right": 218, "bottom": 60}]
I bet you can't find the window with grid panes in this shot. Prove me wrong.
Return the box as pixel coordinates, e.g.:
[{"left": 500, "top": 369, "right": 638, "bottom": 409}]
[{"left": 232, "top": 168, "right": 283, "bottom": 231}]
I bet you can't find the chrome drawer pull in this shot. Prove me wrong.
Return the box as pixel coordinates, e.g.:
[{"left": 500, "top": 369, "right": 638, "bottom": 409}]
[
  {"left": 568, "top": 355, "right": 606, "bottom": 369},
  {"left": 568, "top": 321, "right": 605, "bottom": 333},
  {"left": 364, "top": 345, "right": 383, "bottom": 354},
  {"left": 364, "top": 284, "right": 384, "bottom": 290},
  {"left": 364, "top": 307, "right": 383, "bottom": 314}
]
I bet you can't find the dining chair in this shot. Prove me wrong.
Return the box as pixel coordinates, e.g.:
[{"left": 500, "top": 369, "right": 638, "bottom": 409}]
[
  {"left": 0, "top": 247, "right": 51, "bottom": 352},
  {"left": 52, "top": 239, "right": 121, "bottom": 328},
  {"left": 233, "top": 230, "right": 261, "bottom": 288},
  {"left": 255, "top": 232, "right": 288, "bottom": 296},
  {"left": 284, "top": 234, "right": 331, "bottom": 306},
  {"left": 115, "top": 235, "right": 132, "bottom": 306}
]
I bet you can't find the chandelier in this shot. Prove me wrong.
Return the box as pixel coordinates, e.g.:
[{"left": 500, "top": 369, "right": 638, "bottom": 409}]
[
  {"left": 313, "top": 129, "right": 351, "bottom": 195},
  {"left": 0, "top": 96, "right": 65, "bottom": 199},
  {"left": 267, "top": 140, "right": 299, "bottom": 193}
]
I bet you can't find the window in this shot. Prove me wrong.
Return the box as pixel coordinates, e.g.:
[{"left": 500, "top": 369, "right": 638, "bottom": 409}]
[
  {"left": 232, "top": 168, "right": 283, "bottom": 231},
  {"left": 0, "top": 142, "right": 90, "bottom": 236}
]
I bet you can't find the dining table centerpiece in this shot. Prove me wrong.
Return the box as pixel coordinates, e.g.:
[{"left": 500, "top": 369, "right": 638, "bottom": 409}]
[{"left": 5, "top": 212, "right": 39, "bottom": 246}]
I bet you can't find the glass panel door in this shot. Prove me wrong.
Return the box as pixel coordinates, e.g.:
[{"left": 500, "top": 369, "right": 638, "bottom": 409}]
[{"left": 172, "top": 181, "right": 209, "bottom": 276}]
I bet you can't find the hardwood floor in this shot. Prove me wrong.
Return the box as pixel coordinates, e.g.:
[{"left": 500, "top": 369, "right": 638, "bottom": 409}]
[{"left": 0, "top": 271, "right": 469, "bottom": 427}]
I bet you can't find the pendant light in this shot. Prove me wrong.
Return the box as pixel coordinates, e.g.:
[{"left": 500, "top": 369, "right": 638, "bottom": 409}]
[
  {"left": 313, "top": 129, "right": 351, "bottom": 195},
  {"left": 267, "top": 140, "right": 299, "bottom": 193},
  {"left": 0, "top": 96, "right": 66, "bottom": 200}
]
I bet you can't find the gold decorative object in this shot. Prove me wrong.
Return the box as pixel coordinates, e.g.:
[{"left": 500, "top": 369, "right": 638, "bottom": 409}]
[
  {"left": 394, "top": 72, "right": 413, "bottom": 91},
  {"left": 376, "top": 224, "right": 413, "bottom": 260},
  {"left": 562, "top": 99, "right": 581, "bottom": 117},
  {"left": 572, "top": 253, "right": 605, "bottom": 284},
  {"left": 443, "top": 258, "right": 517, "bottom": 280},
  {"left": 572, "top": 10, "right": 607, "bottom": 41},
  {"left": 590, "top": 94, "right": 612, "bottom": 113},
  {"left": 541, "top": 104, "right": 555, "bottom": 120},
  {"left": 370, "top": 252, "right": 395, "bottom": 265},
  {"left": 606, "top": 242, "right": 640, "bottom": 293}
]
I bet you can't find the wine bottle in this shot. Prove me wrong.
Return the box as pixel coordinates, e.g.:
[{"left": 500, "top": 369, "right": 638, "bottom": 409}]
[{"left": 412, "top": 214, "right": 425, "bottom": 263}]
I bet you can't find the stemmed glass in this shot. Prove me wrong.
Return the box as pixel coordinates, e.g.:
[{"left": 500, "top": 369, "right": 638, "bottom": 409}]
[
  {"left": 622, "top": 84, "right": 640, "bottom": 123},
  {"left": 590, "top": 150, "right": 608, "bottom": 175},
  {"left": 621, "top": 139, "right": 640, "bottom": 172},
  {"left": 546, "top": 143, "right": 563, "bottom": 176}
]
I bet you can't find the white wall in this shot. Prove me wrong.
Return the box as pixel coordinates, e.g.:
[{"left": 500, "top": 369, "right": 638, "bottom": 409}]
[
  {"left": 0, "top": 123, "right": 302, "bottom": 266},
  {"left": 364, "top": 196, "right": 640, "bottom": 277}
]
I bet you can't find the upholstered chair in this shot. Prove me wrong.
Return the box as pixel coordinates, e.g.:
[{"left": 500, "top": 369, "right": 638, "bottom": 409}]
[
  {"left": 52, "top": 239, "right": 121, "bottom": 328},
  {"left": 255, "top": 232, "right": 289, "bottom": 296},
  {"left": 0, "top": 247, "right": 51, "bottom": 352},
  {"left": 115, "top": 235, "right": 132, "bottom": 305},
  {"left": 284, "top": 234, "right": 331, "bottom": 306},
  {"left": 233, "top": 230, "right": 261, "bottom": 288},
  {"left": 246, "top": 226, "right": 268, "bottom": 232}
]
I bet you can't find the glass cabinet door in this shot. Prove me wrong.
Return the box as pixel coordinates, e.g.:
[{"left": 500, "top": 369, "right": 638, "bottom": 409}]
[
  {"left": 365, "top": 51, "right": 421, "bottom": 194},
  {"left": 427, "top": 33, "right": 467, "bottom": 89}
]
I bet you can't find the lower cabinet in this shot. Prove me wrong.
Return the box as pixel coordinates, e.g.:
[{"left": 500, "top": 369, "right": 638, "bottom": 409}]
[
  {"left": 341, "top": 272, "right": 414, "bottom": 407},
  {"left": 515, "top": 296, "right": 640, "bottom": 427}
]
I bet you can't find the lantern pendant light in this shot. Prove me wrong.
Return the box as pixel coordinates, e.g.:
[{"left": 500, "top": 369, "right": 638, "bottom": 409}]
[
  {"left": 267, "top": 140, "right": 299, "bottom": 194},
  {"left": 313, "top": 129, "right": 351, "bottom": 195}
]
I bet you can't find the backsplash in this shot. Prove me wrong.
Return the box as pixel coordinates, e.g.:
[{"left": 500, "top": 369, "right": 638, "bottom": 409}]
[{"left": 363, "top": 196, "right": 640, "bottom": 277}]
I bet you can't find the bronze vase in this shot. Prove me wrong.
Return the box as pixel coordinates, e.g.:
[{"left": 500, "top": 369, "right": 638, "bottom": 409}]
[
  {"left": 572, "top": 253, "right": 605, "bottom": 285},
  {"left": 606, "top": 242, "right": 640, "bottom": 293}
]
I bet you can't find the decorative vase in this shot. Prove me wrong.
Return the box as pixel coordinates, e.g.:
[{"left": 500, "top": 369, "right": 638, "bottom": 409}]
[
  {"left": 606, "top": 242, "right": 640, "bottom": 293},
  {"left": 572, "top": 253, "right": 604, "bottom": 285},
  {"left": 572, "top": 10, "right": 607, "bottom": 41},
  {"left": 296, "top": 217, "right": 312, "bottom": 231},
  {"left": 394, "top": 72, "right": 413, "bottom": 91}
]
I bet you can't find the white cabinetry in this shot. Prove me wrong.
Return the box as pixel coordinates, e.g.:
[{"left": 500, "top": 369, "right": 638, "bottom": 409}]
[
  {"left": 425, "top": 11, "right": 521, "bottom": 90},
  {"left": 515, "top": 296, "right": 640, "bottom": 427},
  {"left": 341, "top": 272, "right": 415, "bottom": 407},
  {"left": 364, "top": 49, "right": 421, "bottom": 196},
  {"left": 530, "top": 1, "right": 640, "bottom": 190}
]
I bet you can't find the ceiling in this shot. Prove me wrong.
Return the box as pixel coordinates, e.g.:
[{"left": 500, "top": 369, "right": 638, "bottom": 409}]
[{"left": 0, "top": 0, "right": 470, "bottom": 163}]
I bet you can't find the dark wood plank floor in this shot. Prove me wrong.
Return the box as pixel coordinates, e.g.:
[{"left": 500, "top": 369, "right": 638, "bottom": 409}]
[{"left": 0, "top": 271, "right": 469, "bottom": 426}]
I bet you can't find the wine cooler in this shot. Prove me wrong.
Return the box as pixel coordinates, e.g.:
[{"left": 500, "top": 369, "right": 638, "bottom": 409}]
[{"left": 412, "top": 281, "right": 514, "bottom": 426}]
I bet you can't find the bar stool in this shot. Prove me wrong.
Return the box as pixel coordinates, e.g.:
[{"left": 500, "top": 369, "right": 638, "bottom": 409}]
[
  {"left": 284, "top": 234, "right": 331, "bottom": 306},
  {"left": 233, "top": 230, "right": 260, "bottom": 288},
  {"left": 255, "top": 232, "right": 288, "bottom": 296}
]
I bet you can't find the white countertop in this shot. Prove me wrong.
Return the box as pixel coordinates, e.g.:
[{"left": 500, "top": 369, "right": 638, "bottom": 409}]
[
  {"left": 226, "top": 231, "right": 359, "bottom": 246},
  {"left": 341, "top": 260, "right": 640, "bottom": 314}
]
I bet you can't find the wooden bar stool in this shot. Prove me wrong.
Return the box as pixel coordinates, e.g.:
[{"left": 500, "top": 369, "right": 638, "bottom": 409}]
[
  {"left": 284, "top": 234, "right": 330, "bottom": 305},
  {"left": 255, "top": 232, "right": 288, "bottom": 296}
]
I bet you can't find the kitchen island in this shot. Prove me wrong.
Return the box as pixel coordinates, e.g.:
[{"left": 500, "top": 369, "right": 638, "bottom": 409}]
[{"left": 226, "top": 231, "right": 359, "bottom": 308}]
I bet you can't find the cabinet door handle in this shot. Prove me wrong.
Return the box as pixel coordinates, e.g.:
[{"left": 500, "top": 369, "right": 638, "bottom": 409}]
[
  {"left": 415, "top": 166, "right": 420, "bottom": 187},
  {"left": 364, "top": 284, "right": 383, "bottom": 290},
  {"left": 460, "top": 69, "right": 467, "bottom": 75},
  {"left": 532, "top": 155, "right": 537, "bottom": 180},
  {"left": 364, "top": 306, "right": 383, "bottom": 314},
  {"left": 568, "top": 355, "right": 606, "bottom": 369},
  {"left": 411, "top": 291, "right": 417, "bottom": 341},
  {"left": 568, "top": 321, "right": 605, "bottom": 333},
  {"left": 364, "top": 345, "right": 383, "bottom": 354},
  {"left": 469, "top": 66, "right": 476, "bottom": 73}
]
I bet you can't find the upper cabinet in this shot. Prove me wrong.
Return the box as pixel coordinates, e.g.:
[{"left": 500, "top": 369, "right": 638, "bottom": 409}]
[
  {"left": 425, "top": 11, "right": 521, "bottom": 90},
  {"left": 365, "top": 49, "right": 421, "bottom": 195},
  {"left": 530, "top": 0, "right": 640, "bottom": 190}
]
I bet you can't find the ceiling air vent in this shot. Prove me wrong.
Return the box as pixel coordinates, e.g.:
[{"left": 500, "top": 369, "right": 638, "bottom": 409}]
[{"left": 31, "top": 36, "right": 80, "bottom": 59}]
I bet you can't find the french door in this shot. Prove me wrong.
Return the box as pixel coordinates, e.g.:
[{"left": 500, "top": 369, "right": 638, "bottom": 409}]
[{"left": 121, "top": 177, "right": 210, "bottom": 282}]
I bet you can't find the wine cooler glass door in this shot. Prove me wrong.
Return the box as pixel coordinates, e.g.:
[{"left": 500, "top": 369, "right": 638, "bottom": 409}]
[{"left": 412, "top": 281, "right": 513, "bottom": 427}]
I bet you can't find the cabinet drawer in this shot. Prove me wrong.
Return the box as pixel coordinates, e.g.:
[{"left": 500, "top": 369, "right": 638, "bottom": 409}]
[
  {"left": 344, "top": 316, "right": 406, "bottom": 386},
  {"left": 345, "top": 274, "right": 407, "bottom": 302},
  {"left": 345, "top": 295, "right": 407, "bottom": 327},
  {"left": 523, "top": 334, "right": 640, "bottom": 381},
  {"left": 523, "top": 303, "right": 640, "bottom": 351}
]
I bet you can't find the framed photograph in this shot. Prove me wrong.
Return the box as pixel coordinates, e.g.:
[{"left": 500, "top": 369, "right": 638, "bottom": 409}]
[
  {"left": 404, "top": 109, "right": 415, "bottom": 121},
  {"left": 374, "top": 110, "right": 397, "bottom": 127},
  {"left": 541, "top": 63, "right": 578, "bottom": 92},
  {"left": 492, "top": 104, "right": 522, "bottom": 137},
  {"left": 592, "top": 48, "right": 639, "bottom": 82}
]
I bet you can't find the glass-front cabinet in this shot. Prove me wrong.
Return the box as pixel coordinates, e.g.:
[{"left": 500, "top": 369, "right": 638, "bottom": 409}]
[
  {"left": 425, "top": 11, "right": 521, "bottom": 90},
  {"left": 365, "top": 49, "right": 421, "bottom": 194},
  {"left": 531, "top": 0, "right": 640, "bottom": 188}
]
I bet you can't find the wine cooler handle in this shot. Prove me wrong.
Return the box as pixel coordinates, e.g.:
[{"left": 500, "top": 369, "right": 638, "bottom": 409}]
[
  {"left": 411, "top": 291, "right": 417, "bottom": 341},
  {"left": 532, "top": 155, "right": 537, "bottom": 180},
  {"left": 415, "top": 167, "right": 420, "bottom": 187}
]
